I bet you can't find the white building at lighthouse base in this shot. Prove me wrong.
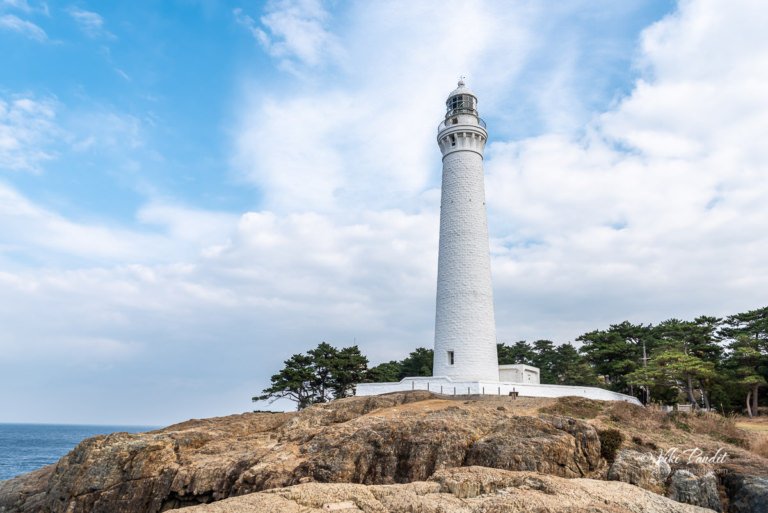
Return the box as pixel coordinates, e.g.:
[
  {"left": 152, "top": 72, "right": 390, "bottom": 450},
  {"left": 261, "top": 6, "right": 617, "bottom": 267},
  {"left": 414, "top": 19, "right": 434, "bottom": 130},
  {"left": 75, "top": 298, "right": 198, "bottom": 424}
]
[{"left": 355, "top": 366, "right": 642, "bottom": 405}]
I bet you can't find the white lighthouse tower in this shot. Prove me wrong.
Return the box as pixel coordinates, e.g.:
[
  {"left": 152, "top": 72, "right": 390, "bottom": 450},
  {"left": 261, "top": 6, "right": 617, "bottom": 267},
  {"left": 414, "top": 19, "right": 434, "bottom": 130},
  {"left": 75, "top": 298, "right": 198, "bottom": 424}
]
[
  {"left": 355, "top": 82, "right": 640, "bottom": 405},
  {"left": 432, "top": 80, "right": 499, "bottom": 382}
]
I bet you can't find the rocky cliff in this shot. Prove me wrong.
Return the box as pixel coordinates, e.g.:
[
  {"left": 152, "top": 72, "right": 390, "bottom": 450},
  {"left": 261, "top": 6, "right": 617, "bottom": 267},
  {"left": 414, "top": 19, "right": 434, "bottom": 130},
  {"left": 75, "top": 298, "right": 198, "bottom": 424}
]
[
  {"left": 184, "top": 466, "right": 713, "bottom": 513},
  {"left": 0, "top": 392, "right": 766, "bottom": 513}
]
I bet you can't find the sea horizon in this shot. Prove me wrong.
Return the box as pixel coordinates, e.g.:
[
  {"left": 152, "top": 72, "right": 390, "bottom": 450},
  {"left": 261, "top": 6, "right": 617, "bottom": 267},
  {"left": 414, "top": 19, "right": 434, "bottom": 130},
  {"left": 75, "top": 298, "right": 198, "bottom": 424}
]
[
  {"left": 0, "top": 421, "right": 160, "bottom": 428},
  {"left": 0, "top": 422, "right": 160, "bottom": 482}
]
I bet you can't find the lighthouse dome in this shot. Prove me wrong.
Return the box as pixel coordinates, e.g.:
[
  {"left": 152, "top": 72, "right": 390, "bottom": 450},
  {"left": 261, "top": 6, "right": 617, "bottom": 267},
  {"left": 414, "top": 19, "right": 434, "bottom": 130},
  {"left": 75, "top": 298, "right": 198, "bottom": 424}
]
[{"left": 447, "top": 79, "right": 476, "bottom": 99}]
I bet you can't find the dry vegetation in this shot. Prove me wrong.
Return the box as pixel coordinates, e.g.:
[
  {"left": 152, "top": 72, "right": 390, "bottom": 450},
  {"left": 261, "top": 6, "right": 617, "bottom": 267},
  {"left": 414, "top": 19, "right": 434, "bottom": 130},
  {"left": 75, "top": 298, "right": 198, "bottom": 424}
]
[
  {"left": 751, "top": 435, "right": 768, "bottom": 459},
  {"left": 537, "top": 396, "right": 768, "bottom": 475},
  {"left": 539, "top": 396, "right": 603, "bottom": 419},
  {"left": 736, "top": 417, "right": 768, "bottom": 459},
  {"left": 736, "top": 417, "right": 768, "bottom": 433}
]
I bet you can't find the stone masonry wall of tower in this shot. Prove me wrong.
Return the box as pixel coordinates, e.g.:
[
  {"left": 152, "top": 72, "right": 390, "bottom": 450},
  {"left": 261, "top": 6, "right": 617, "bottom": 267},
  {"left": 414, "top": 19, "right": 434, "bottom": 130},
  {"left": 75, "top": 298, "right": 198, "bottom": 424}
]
[{"left": 432, "top": 83, "right": 500, "bottom": 382}]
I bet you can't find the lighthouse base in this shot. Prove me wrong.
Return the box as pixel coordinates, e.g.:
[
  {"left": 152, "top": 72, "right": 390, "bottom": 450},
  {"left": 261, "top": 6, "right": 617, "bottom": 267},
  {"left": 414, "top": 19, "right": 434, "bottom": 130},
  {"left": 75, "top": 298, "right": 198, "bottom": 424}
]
[{"left": 354, "top": 376, "right": 641, "bottom": 405}]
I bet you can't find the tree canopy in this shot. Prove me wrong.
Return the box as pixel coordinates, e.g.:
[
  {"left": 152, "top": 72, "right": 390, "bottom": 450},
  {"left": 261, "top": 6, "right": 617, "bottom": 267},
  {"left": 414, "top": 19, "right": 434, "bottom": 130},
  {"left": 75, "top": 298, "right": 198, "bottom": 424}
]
[
  {"left": 254, "top": 342, "right": 368, "bottom": 410},
  {"left": 255, "top": 306, "right": 768, "bottom": 414}
]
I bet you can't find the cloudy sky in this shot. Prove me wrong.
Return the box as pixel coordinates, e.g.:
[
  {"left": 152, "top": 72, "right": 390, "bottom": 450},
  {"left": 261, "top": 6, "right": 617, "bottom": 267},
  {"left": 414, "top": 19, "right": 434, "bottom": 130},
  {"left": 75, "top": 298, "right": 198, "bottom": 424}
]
[{"left": 1, "top": 0, "right": 766, "bottom": 425}]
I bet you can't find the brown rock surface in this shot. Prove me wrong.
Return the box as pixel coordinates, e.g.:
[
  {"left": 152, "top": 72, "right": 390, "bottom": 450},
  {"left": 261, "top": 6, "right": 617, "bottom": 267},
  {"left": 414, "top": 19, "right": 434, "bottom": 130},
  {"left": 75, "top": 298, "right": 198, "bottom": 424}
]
[
  {"left": 183, "top": 466, "right": 714, "bottom": 513},
  {"left": 608, "top": 448, "right": 671, "bottom": 493},
  {"left": 0, "top": 393, "right": 605, "bottom": 513},
  {"left": 2, "top": 392, "right": 766, "bottom": 513}
]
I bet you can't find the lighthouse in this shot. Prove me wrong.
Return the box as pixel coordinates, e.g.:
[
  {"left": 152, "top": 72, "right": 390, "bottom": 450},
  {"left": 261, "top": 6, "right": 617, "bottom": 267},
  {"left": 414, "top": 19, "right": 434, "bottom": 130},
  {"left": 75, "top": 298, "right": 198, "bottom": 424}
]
[
  {"left": 432, "top": 80, "right": 499, "bottom": 382},
  {"left": 356, "top": 84, "right": 651, "bottom": 405}
]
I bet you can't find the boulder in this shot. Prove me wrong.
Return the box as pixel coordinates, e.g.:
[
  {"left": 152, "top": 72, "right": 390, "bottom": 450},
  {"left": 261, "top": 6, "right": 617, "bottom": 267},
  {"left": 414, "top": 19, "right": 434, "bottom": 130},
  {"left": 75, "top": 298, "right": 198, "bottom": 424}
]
[
  {"left": 667, "top": 470, "right": 721, "bottom": 512},
  {"left": 607, "top": 449, "right": 671, "bottom": 492},
  {"left": 723, "top": 473, "right": 768, "bottom": 513}
]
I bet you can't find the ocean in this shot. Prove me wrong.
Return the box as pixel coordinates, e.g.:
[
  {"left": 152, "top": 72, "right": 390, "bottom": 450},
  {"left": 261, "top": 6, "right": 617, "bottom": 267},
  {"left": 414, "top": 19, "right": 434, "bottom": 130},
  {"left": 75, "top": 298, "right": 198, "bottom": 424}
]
[{"left": 0, "top": 423, "right": 158, "bottom": 481}]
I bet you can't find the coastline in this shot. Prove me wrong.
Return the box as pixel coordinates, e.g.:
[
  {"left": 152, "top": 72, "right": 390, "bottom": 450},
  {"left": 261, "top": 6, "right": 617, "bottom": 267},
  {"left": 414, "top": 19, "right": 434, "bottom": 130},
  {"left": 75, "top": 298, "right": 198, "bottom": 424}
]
[{"left": 0, "top": 423, "right": 158, "bottom": 481}]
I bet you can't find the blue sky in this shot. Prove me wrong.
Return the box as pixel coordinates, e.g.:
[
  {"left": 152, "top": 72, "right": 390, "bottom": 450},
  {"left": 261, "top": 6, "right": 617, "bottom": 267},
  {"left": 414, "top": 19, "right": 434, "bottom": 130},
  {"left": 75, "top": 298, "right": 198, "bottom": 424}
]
[{"left": 2, "top": 0, "right": 767, "bottom": 425}]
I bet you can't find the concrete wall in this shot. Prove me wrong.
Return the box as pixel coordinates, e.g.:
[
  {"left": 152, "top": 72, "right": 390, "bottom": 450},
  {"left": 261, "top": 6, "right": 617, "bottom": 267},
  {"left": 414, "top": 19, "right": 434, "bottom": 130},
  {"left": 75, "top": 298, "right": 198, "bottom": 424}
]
[
  {"left": 498, "top": 364, "right": 540, "bottom": 384},
  {"left": 355, "top": 377, "right": 641, "bottom": 405}
]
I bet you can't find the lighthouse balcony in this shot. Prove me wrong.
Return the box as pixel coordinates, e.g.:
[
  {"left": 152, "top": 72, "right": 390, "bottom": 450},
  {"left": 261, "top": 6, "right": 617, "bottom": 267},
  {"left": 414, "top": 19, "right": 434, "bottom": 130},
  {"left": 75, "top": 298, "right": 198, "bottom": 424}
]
[{"left": 438, "top": 116, "right": 486, "bottom": 132}]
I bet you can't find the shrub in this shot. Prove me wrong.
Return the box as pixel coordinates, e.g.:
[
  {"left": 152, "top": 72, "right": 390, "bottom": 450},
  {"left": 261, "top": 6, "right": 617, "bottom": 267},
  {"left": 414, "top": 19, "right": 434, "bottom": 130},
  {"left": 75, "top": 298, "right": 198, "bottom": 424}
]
[{"left": 599, "top": 428, "right": 624, "bottom": 463}]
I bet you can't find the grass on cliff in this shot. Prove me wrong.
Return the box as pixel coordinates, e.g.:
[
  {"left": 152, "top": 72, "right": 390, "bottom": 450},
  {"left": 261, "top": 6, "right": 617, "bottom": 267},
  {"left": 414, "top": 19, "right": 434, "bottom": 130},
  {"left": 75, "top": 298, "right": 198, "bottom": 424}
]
[
  {"left": 540, "top": 397, "right": 756, "bottom": 450},
  {"left": 737, "top": 418, "right": 768, "bottom": 433},
  {"left": 539, "top": 396, "right": 605, "bottom": 419},
  {"left": 737, "top": 417, "right": 768, "bottom": 458},
  {"left": 751, "top": 435, "right": 768, "bottom": 459}
]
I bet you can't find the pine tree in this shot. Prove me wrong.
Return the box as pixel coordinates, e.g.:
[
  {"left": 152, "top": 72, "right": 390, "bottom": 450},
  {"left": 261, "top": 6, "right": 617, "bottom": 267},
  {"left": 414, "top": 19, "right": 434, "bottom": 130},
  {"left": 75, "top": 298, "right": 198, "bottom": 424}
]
[
  {"left": 653, "top": 318, "right": 723, "bottom": 408},
  {"left": 365, "top": 360, "right": 402, "bottom": 382},
  {"left": 725, "top": 335, "right": 767, "bottom": 417},
  {"left": 578, "top": 321, "right": 653, "bottom": 395},
  {"left": 253, "top": 353, "right": 317, "bottom": 410},
  {"left": 553, "top": 343, "right": 600, "bottom": 386},
  {"left": 255, "top": 342, "right": 369, "bottom": 409},
  {"left": 398, "top": 347, "right": 433, "bottom": 379},
  {"left": 531, "top": 339, "right": 558, "bottom": 384},
  {"left": 328, "top": 345, "right": 369, "bottom": 399},
  {"left": 721, "top": 307, "right": 768, "bottom": 415},
  {"left": 497, "top": 341, "right": 535, "bottom": 365}
]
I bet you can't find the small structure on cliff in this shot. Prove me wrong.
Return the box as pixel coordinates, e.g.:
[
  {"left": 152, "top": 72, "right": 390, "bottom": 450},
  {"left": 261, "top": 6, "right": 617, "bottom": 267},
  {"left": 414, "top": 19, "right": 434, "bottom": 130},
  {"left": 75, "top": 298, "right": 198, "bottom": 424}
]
[{"left": 355, "top": 81, "right": 639, "bottom": 405}]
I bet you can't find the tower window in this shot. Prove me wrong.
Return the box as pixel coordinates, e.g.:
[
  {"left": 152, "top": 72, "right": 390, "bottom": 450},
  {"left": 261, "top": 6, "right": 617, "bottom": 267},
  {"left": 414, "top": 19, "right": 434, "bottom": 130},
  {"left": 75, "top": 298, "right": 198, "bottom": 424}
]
[
  {"left": 447, "top": 351, "right": 454, "bottom": 365},
  {"left": 449, "top": 134, "right": 456, "bottom": 147}
]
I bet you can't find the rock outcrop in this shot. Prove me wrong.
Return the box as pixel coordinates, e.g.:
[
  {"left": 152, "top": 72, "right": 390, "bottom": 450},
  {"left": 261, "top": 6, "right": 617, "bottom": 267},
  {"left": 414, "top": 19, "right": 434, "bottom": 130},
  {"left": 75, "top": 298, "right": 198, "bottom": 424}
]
[
  {"left": 667, "top": 470, "right": 722, "bottom": 512},
  {"left": 0, "top": 393, "right": 609, "bottom": 513},
  {"left": 608, "top": 448, "right": 671, "bottom": 493},
  {"left": 183, "top": 466, "right": 714, "bottom": 513},
  {"left": 723, "top": 473, "right": 768, "bottom": 513},
  {"left": 1, "top": 392, "right": 767, "bottom": 513}
]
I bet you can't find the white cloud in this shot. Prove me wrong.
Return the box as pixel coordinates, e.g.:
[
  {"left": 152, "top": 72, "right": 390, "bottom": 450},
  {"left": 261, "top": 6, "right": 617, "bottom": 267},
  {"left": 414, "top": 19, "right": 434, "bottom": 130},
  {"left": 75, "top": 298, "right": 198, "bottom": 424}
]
[
  {"left": 0, "top": 183, "right": 169, "bottom": 262},
  {"left": 137, "top": 202, "right": 238, "bottom": 247},
  {"left": 114, "top": 68, "right": 131, "bottom": 81},
  {"left": 233, "top": 1, "right": 535, "bottom": 213},
  {"left": 0, "top": 12, "right": 45, "bottom": 40},
  {"left": 484, "top": 0, "right": 768, "bottom": 337},
  {"left": 67, "top": 6, "right": 113, "bottom": 39},
  {"left": 0, "top": 0, "right": 30, "bottom": 11},
  {"left": 0, "top": 201, "right": 439, "bottom": 422},
  {"left": 0, "top": 0, "right": 46, "bottom": 15},
  {"left": 0, "top": 91, "right": 165, "bottom": 197},
  {"left": 68, "top": 108, "right": 143, "bottom": 151},
  {"left": 0, "top": 96, "right": 58, "bottom": 171},
  {"left": 235, "top": 0, "right": 343, "bottom": 72}
]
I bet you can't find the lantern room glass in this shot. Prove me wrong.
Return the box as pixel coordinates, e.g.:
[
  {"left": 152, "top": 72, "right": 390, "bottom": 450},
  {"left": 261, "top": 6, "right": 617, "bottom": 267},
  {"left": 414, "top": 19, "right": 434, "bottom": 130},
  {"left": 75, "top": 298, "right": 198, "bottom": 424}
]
[{"left": 446, "top": 94, "right": 477, "bottom": 117}]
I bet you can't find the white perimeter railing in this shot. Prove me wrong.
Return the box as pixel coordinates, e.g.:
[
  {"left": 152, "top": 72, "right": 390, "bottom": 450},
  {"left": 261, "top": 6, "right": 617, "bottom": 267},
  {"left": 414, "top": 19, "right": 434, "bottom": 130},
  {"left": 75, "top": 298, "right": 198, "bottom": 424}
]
[{"left": 355, "top": 376, "right": 642, "bottom": 406}]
